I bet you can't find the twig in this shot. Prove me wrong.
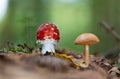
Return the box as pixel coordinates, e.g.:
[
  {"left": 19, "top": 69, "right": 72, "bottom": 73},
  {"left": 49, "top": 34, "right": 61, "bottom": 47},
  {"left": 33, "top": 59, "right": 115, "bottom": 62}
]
[{"left": 99, "top": 21, "right": 120, "bottom": 41}]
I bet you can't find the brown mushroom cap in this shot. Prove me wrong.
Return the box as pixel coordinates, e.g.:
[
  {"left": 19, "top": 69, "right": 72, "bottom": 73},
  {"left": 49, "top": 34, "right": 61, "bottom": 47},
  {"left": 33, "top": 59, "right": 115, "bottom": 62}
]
[{"left": 74, "top": 33, "right": 100, "bottom": 45}]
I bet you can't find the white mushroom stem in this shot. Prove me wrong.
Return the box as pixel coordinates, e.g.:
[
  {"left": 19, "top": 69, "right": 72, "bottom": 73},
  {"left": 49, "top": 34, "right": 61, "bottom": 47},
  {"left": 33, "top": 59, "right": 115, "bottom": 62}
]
[
  {"left": 41, "top": 42, "right": 55, "bottom": 54},
  {"left": 84, "top": 44, "right": 89, "bottom": 65},
  {"left": 36, "top": 39, "right": 57, "bottom": 55}
]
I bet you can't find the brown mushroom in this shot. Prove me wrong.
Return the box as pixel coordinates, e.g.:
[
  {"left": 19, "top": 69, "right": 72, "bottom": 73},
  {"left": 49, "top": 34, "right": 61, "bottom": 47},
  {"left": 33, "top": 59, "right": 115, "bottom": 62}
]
[{"left": 74, "top": 33, "right": 100, "bottom": 67}]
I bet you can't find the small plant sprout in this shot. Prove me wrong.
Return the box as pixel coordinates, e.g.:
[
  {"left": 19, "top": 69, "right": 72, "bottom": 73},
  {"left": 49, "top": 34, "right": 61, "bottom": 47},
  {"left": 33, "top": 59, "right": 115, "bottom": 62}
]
[
  {"left": 74, "top": 33, "right": 100, "bottom": 67},
  {"left": 36, "top": 23, "right": 60, "bottom": 55}
]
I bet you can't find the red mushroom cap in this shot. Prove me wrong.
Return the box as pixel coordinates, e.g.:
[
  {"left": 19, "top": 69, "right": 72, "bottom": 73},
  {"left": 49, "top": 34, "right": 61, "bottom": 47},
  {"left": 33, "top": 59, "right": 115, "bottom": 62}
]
[{"left": 36, "top": 23, "right": 60, "bottom": 41}]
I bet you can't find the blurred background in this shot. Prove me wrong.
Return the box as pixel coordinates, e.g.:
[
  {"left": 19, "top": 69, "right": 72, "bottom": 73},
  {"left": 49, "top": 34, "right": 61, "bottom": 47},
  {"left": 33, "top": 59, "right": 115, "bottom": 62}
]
[{"left": 0, "top": 0, "right": 120, "bottom": 54}]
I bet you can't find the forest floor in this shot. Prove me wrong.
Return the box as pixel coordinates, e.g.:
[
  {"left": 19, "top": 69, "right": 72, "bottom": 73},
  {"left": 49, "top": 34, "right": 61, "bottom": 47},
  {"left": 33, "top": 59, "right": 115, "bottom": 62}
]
[{"left": 0, "top": 49, "right": 120, "bottom": 79}]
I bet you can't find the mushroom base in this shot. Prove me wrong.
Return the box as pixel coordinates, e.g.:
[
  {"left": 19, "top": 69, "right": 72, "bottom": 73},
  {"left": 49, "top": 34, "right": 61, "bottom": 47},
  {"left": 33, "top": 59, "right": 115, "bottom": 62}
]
[
  {"left": 84, "top": 44, "right": 89, "bottom": 65},
  {"left": 36, "top": 39, "right": 57, "bottom": 55}
]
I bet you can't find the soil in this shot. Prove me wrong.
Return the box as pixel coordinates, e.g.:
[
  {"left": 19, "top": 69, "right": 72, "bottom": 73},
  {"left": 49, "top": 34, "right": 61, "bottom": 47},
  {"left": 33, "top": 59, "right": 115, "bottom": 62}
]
[{"left": 0, "top": 49, "right": 120, "bottom": 79}]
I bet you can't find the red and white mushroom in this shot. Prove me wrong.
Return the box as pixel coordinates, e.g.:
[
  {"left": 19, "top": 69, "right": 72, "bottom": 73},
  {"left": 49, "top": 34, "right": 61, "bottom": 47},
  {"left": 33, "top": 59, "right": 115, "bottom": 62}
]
[{"left": 36, "top": 23, "right": 60, "bottom": 55}]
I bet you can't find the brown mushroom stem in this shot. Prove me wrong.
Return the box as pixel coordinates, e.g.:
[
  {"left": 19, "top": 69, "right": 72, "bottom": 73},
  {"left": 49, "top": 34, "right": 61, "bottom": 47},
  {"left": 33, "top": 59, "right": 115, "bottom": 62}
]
[{"left": 84, "top": 44, "right": 89, "bottom": 65}]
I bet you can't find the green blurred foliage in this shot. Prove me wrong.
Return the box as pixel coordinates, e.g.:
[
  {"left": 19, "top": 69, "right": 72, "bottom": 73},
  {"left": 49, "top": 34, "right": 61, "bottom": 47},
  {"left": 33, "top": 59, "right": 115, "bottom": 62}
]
[{"left": 0, "top": 0, "right": 120, "bottom": 53}]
